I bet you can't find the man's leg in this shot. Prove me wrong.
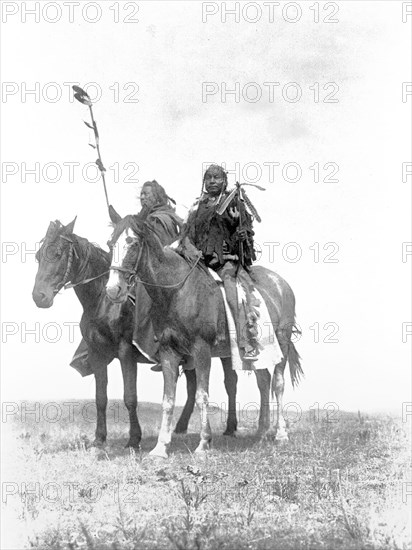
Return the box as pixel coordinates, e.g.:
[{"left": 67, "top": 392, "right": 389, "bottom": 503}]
[
  {"left": 237, "top": 267, "right": 264, "bottom": 360},
  {"left": 133, "top": 284, "right": 161, "bottom": 369},
  {"left": 219, "top": 263, "right": 261, "bottom": 361}
]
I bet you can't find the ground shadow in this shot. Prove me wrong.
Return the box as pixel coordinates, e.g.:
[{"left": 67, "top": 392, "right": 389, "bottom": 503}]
[{"left": 82, "top": 429, "right": 274, "bottom": 460}]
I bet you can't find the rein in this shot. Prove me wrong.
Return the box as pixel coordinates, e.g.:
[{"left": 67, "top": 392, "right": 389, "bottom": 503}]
[
  {"left": 64, "top": 270, "right": 110, "bottom": 290},
  {"left": 110, "top": 242, "right": 201, "bottom": 290},
  {"left": 132, "top": 255, "right": 201, "bottom": 289}
]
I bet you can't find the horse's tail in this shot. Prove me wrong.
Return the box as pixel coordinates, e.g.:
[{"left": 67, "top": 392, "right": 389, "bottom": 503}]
[
  {"left": 271, "top": 323, "right": 303, "bottom": 396},
  {"left": 288, "top": 340, "right": 303, "bottom": 388}
]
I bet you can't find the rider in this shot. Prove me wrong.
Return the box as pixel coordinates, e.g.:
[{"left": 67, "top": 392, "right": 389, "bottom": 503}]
[
  {"left": 133, "top": 180, "right": 183, "bottom": 368},
  {"left": 180, "top": 164, "right": 261, "bottom": 360},
  {"left": 70, "top": 180, "right": 182, "bottom": 376}
]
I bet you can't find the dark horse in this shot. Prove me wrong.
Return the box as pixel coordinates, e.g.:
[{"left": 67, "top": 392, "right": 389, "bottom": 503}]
[
  {"left": 106, "top": 215, "right": 303, "bottom": 458},
  {"left": 31, "top": 218, "right": 208, "bottom": 448}
]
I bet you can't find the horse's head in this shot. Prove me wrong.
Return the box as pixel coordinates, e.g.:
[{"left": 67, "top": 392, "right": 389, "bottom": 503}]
[
  {"left": 32, "top": 217, "right": 77, "bottom": 308},
  {"left": 106, "top": 215, "right": 145, "bottom": 303}
]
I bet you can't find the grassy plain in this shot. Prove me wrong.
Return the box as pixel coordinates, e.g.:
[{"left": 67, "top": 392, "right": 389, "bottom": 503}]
[{"left": 1, "top": 400, "right": 411, "bottom": 550}]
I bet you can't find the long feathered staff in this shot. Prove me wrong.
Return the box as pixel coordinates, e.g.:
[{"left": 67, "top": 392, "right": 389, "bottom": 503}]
[{"left": 72, "top": 85, "right": 110, "bottom": 210}]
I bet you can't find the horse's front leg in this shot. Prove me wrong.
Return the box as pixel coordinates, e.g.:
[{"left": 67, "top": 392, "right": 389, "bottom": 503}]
[
  {"left": 90, "top": 353, "right": 108, "bottom": 447},
  {"left": 119, "top": 341, "right": 141, "bottom": 449},
  {"left": 149, "top": 350, "right": 180, "bottom": 458},
  {"left": 194, "top": 340, "right": 212, "bottom": 453},
  {"left": 255, "top": 368, "right": 271, "bottom": 436},
  {"left": 221, "top": 357, "right": 238, "bottom": 436},
  {"left": 174, "top": 363, "right": 196, "bottom": 434}
]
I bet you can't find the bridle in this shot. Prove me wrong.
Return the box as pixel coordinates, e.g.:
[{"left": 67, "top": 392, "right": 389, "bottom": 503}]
[
  {"left": 52, "top": 236, "right": 78, "bottom": 293},
  {"left": 109, "top": 232, "right": 145, "bottom": 290},
  {"left": 51, "top": 235, "right": 109, "bottom": 293}
]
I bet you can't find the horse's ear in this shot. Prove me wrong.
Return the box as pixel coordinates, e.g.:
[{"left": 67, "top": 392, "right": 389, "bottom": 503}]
[
  {"left": 109, "top": 205, "right": 122, "bottom": 225},
  {"left": 63, "top": 216, "right": 77, "bottom": 235}
]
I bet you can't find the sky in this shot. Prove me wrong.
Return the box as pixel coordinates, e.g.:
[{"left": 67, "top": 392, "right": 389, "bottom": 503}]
[{"left": 1, "top": 0, "right": 411, "bottom": 415}]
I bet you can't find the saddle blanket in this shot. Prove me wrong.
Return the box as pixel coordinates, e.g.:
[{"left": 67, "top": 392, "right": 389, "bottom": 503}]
[{"left": 208, "top": 269, "right": 283, "bottom": 371}]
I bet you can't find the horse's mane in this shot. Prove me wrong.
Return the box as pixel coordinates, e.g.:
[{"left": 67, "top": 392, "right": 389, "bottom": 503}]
[
  {"left": 109, "top": 215, "right": 137, "bottom": 246},
  {"left": 74, "top": 234, "right": 110, "bottom": 269},
  {"left": 112, "top": 215, "right": 166, "bottom": 254}
]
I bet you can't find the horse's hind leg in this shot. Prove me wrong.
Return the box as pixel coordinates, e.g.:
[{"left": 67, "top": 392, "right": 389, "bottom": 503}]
[
  {"left": 194, "top": 340, "right": 212, "bottom": 453},
  {"left": 119, "top": 342, "right": 141, "bottom": 449},
  {"left": 174, "top": 366, "right": 196, "bottom": 434},
  {"left": 221, "top": 357, "right": 238, "bottom": 436},
  {"left": 255, "top": 368, "right": 271, "bottom": 436}
]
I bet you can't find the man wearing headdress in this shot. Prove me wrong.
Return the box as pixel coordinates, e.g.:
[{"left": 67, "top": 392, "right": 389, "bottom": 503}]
[
  {"left": 71, "top": 180, "right": 182, "bottom": 375},
  {"left": 180, "top": 164, "right": 261, "bottom": 360}
]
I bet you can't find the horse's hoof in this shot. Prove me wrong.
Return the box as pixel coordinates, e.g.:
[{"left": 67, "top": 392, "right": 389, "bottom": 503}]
[
  {"left": 194, "top": 439, "right": 212, "bottom": 454},
  {"left": 174, "top": 427, "right": 188, "bottom": 435},
  {"left": 194, "top": 449, "right": 208, "bottom": 458},
  {"left": 257, "top": 430, "right": 271, "bottom": 440},
  {"left": 223, "top": 430, "right": 236, "bottom": 437},
  {"left": 92, "top": 439, "right": 106, "bottom": 448},
  {"left": 149, "top": 452, "right": 168, "bottom": 460},
  {"left": 149, "top": 445, "right": 169, "bottom": 459},
  {"left": 125, "top": 441, "right": 141, "bottom": 450},
  {"left": 274, "top": 435, "right": 289, "bottom": 446}
]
